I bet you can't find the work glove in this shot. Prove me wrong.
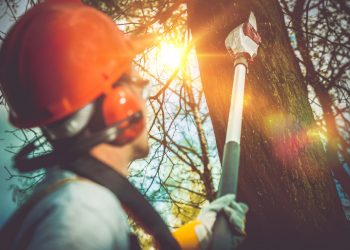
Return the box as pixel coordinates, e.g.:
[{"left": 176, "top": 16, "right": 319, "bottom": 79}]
[
  {"left": 172, "top": 194, "right": 248, "bottom": 250},
  {"left": 196, "top": 194, "right": 248, "bottom": 249}
]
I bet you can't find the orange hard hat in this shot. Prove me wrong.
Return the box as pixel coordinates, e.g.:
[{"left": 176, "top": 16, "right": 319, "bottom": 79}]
[{"left": 0, "top": 0, "right": 149, "bottom": 128}]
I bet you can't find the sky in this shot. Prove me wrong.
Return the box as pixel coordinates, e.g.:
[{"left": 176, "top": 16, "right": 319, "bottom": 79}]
[
  {"left": 0, "top": 106, "right": 21, "bottom": 227},
  {"left": 0, "top": 0, "right": 28, "bottom": 227},
  {"left": 0, "top": 105, "right": 45, "bottom": 227}
]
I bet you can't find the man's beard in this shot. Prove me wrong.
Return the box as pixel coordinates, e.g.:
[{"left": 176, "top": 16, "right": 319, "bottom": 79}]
[{"left": 132, "top": 140, "right": 150, "bottom": 160}]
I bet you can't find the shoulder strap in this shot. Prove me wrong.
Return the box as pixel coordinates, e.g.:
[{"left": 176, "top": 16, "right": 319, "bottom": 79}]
[
  {"left": 64, "top": 155, "right": 180, "bottom": 250},
  {"left": 7, "top": 149, "right": 180, "bottom": 250},
  {"left": 0, "top": 176, "right": 145, "bottom": 250}
]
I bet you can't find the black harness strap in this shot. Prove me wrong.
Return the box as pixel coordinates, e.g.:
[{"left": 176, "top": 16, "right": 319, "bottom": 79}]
[
  {"left": 64, "top": 155, "right": 180, "bottom": 250},
  {"left": 0, "top": 155, "right": 180, "bottom": 250},
  {"left": 0, "top": 176, "right": 144, "bottom": 250}
]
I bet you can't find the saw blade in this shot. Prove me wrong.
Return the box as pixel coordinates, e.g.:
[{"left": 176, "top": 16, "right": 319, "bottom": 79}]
[{"left": 248, "top": 12, "right": 257, "bottom": 31}]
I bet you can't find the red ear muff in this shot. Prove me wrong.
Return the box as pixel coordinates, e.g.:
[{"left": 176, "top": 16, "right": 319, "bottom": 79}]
[{"left": 102, "top": 86, "right": 145, "bottom": 145}]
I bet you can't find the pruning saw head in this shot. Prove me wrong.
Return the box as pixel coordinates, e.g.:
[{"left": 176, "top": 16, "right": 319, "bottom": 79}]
[{"left": 225, "top": 12, "right": 262, "bottom": 61}]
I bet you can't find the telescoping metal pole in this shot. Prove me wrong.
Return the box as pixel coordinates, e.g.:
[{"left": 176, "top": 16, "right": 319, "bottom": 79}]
[{"left": 210, "top": 12, "right": 261, "bottom": 250}]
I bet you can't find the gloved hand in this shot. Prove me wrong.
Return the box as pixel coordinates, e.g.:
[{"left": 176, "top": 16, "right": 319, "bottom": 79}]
[
  {"left": 172, "top": 194, "right": 248, "bottom": 250},
  {"left": 196, "top": 194, "right": 248, "bottom": 249}
]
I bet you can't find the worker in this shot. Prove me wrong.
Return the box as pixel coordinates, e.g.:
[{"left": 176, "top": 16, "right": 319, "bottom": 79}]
[{"left": 0, "top": 0, "right": 248, "bottom": 249}]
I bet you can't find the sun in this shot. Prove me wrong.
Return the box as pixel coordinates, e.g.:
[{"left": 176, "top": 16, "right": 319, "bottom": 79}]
[{"left": 157, "top": 42, "right": 184, "bottom": 71}]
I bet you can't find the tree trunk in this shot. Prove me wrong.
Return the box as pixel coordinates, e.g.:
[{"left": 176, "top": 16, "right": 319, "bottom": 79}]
[
  {"left": 187, "top": 0, "right": 349, "bottom": 249},
  {"left": 290, "top": 0, "right": 350, "bottom": 197}
]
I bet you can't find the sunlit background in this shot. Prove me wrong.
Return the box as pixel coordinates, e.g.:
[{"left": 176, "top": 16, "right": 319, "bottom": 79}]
[
  {"left": 157, "top": 42, "right": 185, "bottom": 71},
  {"left": 1, "top": 1, "right": 349, "bottom": 241}
]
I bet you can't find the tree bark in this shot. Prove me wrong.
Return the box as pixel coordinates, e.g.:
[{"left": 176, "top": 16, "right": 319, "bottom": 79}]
[
  {"left": 187, "top": 0, "right": 349, "bottom": 249},
  {"left": 290, "top": 0, "right": 350, "bottom": 197}
]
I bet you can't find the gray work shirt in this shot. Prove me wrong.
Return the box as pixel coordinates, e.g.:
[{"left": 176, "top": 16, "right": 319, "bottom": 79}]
[{"left": 13, "top": 167, "right": 130, "bottom": 250}]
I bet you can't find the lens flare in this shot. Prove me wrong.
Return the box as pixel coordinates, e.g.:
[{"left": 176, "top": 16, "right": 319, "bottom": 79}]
[
  {"left": 264, "top": 113, "right": 322, "bottom": 162},
  {"left": 306, "top": 127, "right": 325, "bottom": 142},
  {"left": 157, "top": 42, "right": 184, "bottom": 71}
]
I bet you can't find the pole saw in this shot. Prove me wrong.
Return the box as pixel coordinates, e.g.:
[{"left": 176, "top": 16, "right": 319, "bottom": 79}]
[{"left": 210, "top": 12, "right": 261, "bottom": 249}]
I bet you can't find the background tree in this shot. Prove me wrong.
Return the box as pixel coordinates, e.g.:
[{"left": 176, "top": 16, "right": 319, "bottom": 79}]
[
  {"left": 187, "top": 0, "right": 349, "bottom": 249},
  {"left": 280, "top": 0, "right": 350, "bottom": 199}
]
